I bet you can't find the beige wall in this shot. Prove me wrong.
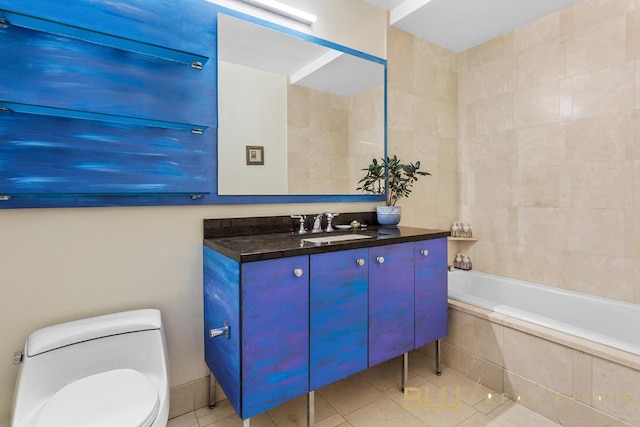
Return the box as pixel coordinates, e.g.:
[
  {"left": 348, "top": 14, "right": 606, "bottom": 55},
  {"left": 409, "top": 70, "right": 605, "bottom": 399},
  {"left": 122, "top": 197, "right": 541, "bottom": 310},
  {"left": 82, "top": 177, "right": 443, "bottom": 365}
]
[
  {"left": 387, "top": 26, "right": 459, "bottom": 231},
  {"left": 287, "top": 83, "right": 384, "bottom": 195},
  {"left": 0, "top": 2, "right": 388, "bottom": 425},
  {"left": 287, "top": 85, "right": 350, "bottom": 194},
  {"left": 457, "top": 0, "right": 640, "bottom": 303}
]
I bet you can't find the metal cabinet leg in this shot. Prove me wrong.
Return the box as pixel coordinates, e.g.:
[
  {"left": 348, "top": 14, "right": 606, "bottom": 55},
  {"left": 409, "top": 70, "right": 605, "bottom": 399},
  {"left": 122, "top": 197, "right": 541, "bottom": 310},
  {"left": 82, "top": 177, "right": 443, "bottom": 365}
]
[
  {"left": 401, "top": 352, "right": 409, "bottom": 392},
  {"left": 243, "top": 419, "right": 250, "bottom": 427},
  {"left": 308, "top": 391, "right": 315, "bottom": 427},
  {"left": 209, "top": 371, "right": 217, "bottom": 408},
  {"left": 435, "top": 339, "right": 442, "bottom": 376}
]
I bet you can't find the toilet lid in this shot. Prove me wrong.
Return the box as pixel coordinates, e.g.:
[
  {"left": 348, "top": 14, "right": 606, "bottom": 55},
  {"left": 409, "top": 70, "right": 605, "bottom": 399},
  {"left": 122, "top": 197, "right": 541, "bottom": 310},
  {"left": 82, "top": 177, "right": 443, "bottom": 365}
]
[{"left": 36, "top": 369, "right": 159, "bottom": 427}]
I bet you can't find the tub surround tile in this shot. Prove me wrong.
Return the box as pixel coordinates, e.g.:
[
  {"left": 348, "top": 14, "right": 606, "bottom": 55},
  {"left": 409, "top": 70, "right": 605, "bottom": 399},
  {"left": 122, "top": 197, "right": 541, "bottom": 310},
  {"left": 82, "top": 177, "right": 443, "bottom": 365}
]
[
  {"left": 441, "top": 342, "right": 505, "bottom": 394},
  {"left": 635, "top": 60, "right": 640, "bottom": 109},
  {"left": 513, "top": 81, "right": 561, "bottom": 128},
  {"left": 503, "top": 329, "right": 573, "bottom": 396},
  {"left": 511, "top": 166, "right": 560, "bottom": 208},
  {"left": 592, "top": 357, "right": 640, "bottom": 426},
  {"left": 502, "top": 316, "right": 640, "bottom": 372},
  {"left": 570, "top": 0, "right": 633, "bottom": 31},
  {"left": 515, "top": 123, "right": 565, "bottom": 168},
  {"left": 517, "top": 39, "right": 566, "bottom": 89},
  {"left": 569, "top": 161, "right": 633, "bottom": 210},
  {"left": 510, "top": 245, "right": 568, "bottom": 287},
  {"left": 571, "top": 351, "right": 594, "bottom": 406},
  {"left": 627, "top": 9, "right": 640, "bottom": 61},
  {"left": 635, "top": 261, "right": 640, "bottom": 303},
  {"left": 502, "top": 371, "right": 622, "bottom": 427},
  {"left": 565, "top": 113, "right": 627, "bottom": 164},
  {"left": 445, "top": 308, "right": 504, "bottom": 366},
  {"left": 565, "top": 15, "right": 626, "bottom": 77},
  {"left": 566, "top": 208, "right": 626, "bottom": 257},
  {"left": 566, "top": 252, "right": 634, "bottom": 301},
  {"left": 513, "top": 12, "right": 560, "bottom": 52},
  {"left": 571, "top": 62, "right": 635, "bottom": 119}
]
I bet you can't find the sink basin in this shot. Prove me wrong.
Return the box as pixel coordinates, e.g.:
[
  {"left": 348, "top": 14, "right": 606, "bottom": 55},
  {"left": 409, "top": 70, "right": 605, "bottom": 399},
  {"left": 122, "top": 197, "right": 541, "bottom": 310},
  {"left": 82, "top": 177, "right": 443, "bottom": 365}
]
[{"left": 302, "top": 234, "right": 373, "bottom": 245}]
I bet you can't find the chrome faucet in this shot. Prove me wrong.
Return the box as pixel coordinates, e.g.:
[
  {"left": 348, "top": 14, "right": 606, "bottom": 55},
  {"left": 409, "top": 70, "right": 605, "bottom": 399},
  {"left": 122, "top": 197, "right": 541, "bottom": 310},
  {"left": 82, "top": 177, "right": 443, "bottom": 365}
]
[{"left": 312, "top": 212, "right": 339, "bottom": 233}]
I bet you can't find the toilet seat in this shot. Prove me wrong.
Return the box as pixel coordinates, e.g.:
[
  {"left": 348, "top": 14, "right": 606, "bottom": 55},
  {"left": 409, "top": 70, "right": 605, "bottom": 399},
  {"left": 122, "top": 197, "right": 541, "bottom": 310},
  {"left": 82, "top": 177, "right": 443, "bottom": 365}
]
[{"left": 35, "top": 368, "right": 159, "bottom": 427}]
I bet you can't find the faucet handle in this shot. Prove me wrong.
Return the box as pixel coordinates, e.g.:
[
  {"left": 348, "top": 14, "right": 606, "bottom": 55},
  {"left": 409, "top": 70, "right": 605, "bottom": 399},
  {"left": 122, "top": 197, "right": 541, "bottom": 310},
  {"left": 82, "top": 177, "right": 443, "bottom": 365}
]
[
  {"left": 325, "top": 213, "right": 339, "bottom": 232},
  {"left": 290, "top": 215, "right": 307, "bottom": 234}
]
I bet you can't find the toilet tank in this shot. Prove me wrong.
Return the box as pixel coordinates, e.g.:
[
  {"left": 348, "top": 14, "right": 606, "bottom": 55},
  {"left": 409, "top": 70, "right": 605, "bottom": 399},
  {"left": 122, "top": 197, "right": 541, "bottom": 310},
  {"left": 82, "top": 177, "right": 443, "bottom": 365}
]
[{"left": 12, "top": 309, "right": 169, "bottom": 426}]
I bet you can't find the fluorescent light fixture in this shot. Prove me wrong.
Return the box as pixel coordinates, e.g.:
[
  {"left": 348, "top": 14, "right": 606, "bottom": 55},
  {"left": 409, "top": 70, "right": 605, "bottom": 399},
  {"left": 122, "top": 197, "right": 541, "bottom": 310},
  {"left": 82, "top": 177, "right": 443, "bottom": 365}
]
[{"left": 236, "top": 0, "right": 317, "bottom": 25}]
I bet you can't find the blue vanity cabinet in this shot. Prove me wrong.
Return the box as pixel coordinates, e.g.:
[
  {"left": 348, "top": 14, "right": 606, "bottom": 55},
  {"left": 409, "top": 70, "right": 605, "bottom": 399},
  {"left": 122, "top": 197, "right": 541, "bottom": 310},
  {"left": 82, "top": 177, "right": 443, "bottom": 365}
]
[
  {"left": 368, "top": 242, "right": 416, "bottom": 367},
  {"left": 204, "top": 247, "right": 309, "bottom": 420},
  {"left": 414, "top": 238, "right": 448, "bottom": 347},
  {"left": 309, "top": 248, "right": 368, "bottom": 390}
]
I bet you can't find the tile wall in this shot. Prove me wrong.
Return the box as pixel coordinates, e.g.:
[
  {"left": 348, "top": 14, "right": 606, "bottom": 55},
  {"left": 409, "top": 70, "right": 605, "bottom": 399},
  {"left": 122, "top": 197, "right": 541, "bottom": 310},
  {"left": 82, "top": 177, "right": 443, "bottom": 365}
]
[
  {"left": 457, "top": 0, "right": 640, "bottom": 303},
  {"left": 443, "top": 302, "right": 640, "bottom": 426},
  {"left": 386, "top": 27, "right": 459, "bottom": 231}
]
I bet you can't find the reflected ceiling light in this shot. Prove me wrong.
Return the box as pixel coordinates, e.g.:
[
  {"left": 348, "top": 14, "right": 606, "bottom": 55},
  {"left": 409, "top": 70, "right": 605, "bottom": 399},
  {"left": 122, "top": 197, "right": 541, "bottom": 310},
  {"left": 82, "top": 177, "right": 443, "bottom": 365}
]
[{"left": 235, "top": 0, "right": 317, "bottom": 25}]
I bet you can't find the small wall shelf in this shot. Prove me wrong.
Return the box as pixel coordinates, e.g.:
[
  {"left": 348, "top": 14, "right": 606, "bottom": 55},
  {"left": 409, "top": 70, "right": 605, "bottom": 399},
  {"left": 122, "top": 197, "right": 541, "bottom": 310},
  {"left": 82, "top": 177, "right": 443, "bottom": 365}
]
[
  {"left": 447, "top": 237, "right": 478, "bottom": 242},
  {"left": 2, "top": 102, "right": 209, "bottom": 133},
  {"left": 1, "top": 11, "right": 209, "bottom": 67}
]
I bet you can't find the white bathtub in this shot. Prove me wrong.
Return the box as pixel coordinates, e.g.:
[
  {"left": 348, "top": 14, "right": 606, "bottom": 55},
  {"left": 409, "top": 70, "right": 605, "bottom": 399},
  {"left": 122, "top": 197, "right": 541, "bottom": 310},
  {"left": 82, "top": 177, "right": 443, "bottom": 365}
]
[{"left": 448, "top": 269, "right": 640, "bottom": 356}]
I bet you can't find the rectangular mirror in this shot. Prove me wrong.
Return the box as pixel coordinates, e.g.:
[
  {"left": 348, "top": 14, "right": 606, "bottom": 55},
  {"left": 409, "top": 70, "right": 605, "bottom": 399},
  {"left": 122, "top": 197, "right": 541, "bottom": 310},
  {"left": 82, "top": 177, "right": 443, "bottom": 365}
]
[{"left": 217, "top": 13, "right": 386, "bottom": 196}]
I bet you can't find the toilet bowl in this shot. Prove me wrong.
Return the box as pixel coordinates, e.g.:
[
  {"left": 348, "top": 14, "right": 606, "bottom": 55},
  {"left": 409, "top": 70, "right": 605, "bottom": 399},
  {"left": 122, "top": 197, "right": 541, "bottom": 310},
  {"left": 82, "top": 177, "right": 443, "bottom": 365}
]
[{"left": 11, "top": 309, "right": 169, "bottom": 427}]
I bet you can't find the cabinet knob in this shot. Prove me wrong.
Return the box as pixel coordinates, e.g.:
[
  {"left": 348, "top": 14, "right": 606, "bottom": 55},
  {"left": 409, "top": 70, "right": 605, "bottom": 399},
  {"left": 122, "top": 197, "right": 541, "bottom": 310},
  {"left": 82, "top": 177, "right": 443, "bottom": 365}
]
[
  {"left": 293, "top": 268, "right": 304, "bottom": 277},
  {"left": 376, "top": 256, "right": 385, "bottom": 264},
  {"left": 421, "top": 249, "right": 429, "bottom": 256},
  {"left": 356, "top": 258, "right": 365, "bottom": 266}
]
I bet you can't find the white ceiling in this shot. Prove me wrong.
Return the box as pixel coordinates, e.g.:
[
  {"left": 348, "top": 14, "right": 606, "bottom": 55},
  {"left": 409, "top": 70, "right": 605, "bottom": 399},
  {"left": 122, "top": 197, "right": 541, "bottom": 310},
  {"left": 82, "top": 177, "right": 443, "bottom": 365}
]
[
  {"left": 218, "top": 14, "right": 384, "bottom": 97},
  {"left": 364, "top": 0, "right": 583, "bottom": 52}
]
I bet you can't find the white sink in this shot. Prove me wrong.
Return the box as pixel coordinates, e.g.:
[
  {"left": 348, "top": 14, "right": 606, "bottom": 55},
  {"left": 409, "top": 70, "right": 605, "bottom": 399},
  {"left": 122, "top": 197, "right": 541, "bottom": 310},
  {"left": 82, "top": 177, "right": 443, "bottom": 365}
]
[{"left": 302, "top": 234, "right": 373, "bottom": 245}]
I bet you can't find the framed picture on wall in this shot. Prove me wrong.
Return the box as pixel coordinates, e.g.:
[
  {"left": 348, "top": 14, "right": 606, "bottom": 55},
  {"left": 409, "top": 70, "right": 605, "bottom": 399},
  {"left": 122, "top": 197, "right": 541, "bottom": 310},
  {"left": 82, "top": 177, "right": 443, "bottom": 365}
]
[{"left": 246, "top": 146, "right": 264, "bottom": 165}]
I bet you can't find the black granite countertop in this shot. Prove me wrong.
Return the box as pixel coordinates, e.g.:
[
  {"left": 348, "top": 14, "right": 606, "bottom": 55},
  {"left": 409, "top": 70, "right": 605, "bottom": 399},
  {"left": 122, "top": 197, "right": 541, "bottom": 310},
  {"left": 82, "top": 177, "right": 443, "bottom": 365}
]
[{"left": 204, "top": 225, "right": 449, "bottom": 263}]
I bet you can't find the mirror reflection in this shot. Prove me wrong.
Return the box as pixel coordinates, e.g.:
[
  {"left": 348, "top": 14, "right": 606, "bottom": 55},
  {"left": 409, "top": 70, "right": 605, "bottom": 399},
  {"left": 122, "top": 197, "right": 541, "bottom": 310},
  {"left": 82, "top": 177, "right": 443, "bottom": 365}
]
[{"left": 217, "top": 13, "right": 385, "bottom": 196}]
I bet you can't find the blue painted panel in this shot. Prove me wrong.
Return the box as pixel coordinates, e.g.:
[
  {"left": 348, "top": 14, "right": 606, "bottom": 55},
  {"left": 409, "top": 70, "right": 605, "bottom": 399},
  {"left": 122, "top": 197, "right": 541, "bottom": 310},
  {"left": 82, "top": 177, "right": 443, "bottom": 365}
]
[
  {"left": 368, "top": 242, "right": 415, "bottom": 366},
  {"left": 241, "top": 256, "right": 309, "bottom": 419},
  {"left": 0, "top": 0, "right": 216, "bottom": 64},
  {"left": 203, "top": 247, "right": 241, "bottom": 416},
  {"left": 0, "top": 112, "right": 213, "bottom": 194},
  {"left": 310, "top": 249, "right": 368, "bottom": 390},
  {"left": 0, "top": 24, "right": 215, "bottom": 127},
  {"left": 414, "top": 238, "right": 448, "bottom": 348}
]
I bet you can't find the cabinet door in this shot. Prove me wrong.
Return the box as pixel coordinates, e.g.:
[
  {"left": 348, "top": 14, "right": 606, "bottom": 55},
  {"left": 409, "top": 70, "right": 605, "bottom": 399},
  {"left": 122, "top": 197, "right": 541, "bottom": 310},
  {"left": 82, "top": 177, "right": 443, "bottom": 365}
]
[
  {"left": 310, "top": 248, "right": 368, "bottom": 390},
  {"left": 414, "top": 238, "right": 448, "bottom": 348},
  {"left": 368, "top": 242, "right": 415, "bottom": 366},
  {"left": 241, "top": 256, "right": 309, "bottom": 419}
]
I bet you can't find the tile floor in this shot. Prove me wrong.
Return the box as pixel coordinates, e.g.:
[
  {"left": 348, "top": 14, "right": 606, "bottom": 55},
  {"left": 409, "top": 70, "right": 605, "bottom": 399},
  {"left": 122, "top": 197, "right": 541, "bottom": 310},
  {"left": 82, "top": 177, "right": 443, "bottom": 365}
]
[{"left": 168, "top": 350, "right": 561, "bottom": 427}]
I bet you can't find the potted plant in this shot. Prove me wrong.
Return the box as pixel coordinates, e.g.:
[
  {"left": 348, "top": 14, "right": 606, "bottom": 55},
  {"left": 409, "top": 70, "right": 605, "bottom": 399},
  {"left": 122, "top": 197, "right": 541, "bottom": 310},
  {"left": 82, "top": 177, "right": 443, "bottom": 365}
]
[{"left": 357, "top": 155, "right": 431, "bottom": 226}]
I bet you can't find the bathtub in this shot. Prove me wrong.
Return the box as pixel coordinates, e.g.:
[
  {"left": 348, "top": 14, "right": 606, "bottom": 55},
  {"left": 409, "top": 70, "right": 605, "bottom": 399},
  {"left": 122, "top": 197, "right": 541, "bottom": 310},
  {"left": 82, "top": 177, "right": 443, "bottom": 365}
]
[{"left": 447, "top": 269, "right": 640, "bottom": 357}]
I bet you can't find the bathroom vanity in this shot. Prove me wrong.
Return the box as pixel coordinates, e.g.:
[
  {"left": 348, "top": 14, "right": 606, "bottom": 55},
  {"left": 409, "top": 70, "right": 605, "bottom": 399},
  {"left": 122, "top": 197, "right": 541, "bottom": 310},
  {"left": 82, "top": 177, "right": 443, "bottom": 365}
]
[{"left": 203, "top": 215, "right": 448, "bottom": 424}]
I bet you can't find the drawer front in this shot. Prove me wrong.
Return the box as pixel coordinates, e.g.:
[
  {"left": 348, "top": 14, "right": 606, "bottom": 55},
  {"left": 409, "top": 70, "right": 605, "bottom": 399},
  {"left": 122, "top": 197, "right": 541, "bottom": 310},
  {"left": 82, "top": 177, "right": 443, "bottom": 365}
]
[
  {"left": 241, "top": 256, "right": 309, "bottom": 418},
  {"left": 310, "top": 248, "right": 368, "bottom": 389},
  {"left": 368, "top": 242, "right": 415, "bottom": 366}
]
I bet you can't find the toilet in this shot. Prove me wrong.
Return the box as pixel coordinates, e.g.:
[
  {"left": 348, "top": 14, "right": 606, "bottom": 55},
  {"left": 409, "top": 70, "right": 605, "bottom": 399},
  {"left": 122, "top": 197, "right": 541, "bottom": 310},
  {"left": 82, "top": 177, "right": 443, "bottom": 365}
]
[{"left": 11, "top": 309, "right": 169, "bottom": 427}]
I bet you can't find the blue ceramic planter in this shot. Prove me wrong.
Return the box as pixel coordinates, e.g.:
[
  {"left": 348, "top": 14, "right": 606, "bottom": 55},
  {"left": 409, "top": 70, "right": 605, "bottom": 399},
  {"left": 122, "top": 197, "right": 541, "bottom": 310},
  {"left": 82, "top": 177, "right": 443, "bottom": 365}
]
[{"left": 376, "top": 206, "right": 401, "bottom": 226}]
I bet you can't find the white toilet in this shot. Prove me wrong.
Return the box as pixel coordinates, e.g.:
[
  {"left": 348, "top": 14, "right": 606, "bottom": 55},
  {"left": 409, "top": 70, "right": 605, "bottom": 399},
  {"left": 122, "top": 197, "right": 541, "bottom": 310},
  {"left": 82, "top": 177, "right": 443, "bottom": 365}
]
[{"left": 11, "top": 309, "right": 169, "bottom": 427}]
